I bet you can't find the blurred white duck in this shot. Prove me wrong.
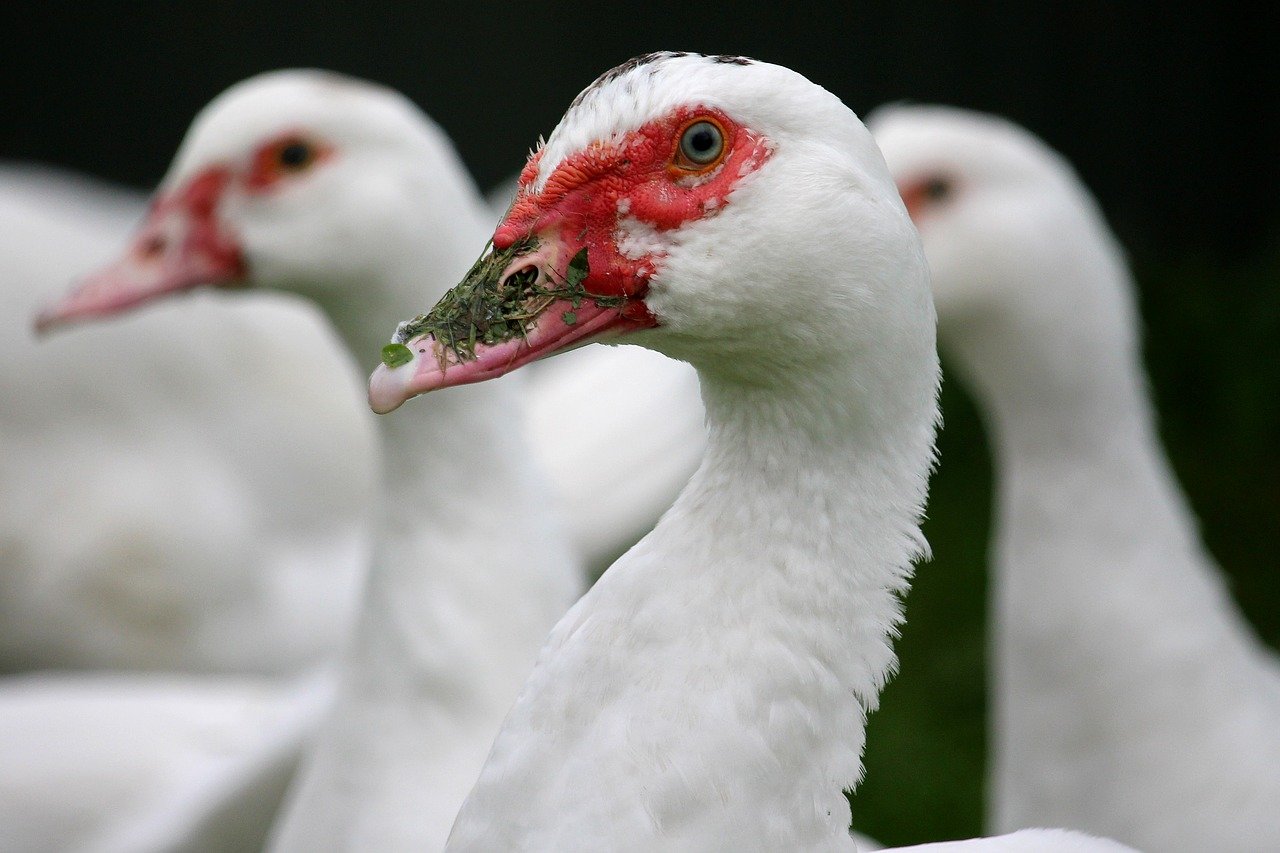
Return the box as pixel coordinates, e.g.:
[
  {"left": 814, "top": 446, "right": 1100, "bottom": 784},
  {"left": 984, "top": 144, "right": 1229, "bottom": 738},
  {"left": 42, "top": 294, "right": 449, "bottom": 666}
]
[
  {"left": 3, "top": 165, "right": 372, "bottom": 673},
  {"left": 870, "top": 104, "right": 1280, "bottom": 852},
  {"left": 370, "top": 52, "right": 1129, "bottom": 853},
  {"left": 40, "top": 70, "right": 583, "bottom": 850}
]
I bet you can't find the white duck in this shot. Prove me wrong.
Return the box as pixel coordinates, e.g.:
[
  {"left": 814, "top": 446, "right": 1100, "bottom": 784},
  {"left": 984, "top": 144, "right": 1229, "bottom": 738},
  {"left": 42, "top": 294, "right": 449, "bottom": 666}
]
[
  {"left": 870, "top": 104, "right": 1280, "bottom": 852},
  {"left": 370, "top": 51, "right": 1130, "bottom": 852},
  {"left": 4, "top": 163, "right": 372, "bottom": 674},
  {"left": 39, "top": 69, "right": 583, "bottom": 850}
]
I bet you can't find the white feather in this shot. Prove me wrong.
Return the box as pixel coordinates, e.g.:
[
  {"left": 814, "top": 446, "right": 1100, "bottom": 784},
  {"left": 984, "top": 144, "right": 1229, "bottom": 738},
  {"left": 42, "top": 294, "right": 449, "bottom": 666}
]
[{"left": 1, "top": 163, "right": 373, "bottom": 674}]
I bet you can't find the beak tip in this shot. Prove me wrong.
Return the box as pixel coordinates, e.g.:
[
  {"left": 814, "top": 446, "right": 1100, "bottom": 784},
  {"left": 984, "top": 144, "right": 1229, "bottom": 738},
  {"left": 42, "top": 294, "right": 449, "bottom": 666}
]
[
  {"left": 367, "top": 363, "right": 412, "bottom": 414},
  {"left": 367, "top": 337, "right": 461, "bottom": 413}
]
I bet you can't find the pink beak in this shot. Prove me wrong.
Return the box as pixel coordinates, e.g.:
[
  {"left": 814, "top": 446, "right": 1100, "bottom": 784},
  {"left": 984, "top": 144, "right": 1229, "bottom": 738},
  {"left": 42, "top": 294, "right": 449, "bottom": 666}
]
[
  {"left": 368, "top": 238, "right": 655, "bottom": 414},
  {"left": 34, "top": 169, "right": 245, "bottom": 334}
]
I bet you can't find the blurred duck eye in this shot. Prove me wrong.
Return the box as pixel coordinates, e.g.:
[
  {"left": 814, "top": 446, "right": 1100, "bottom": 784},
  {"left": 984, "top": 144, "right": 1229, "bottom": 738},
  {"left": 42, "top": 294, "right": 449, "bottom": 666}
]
[
  {"left": 247, "top": 134, "right": 327, "bottom": 191},
  {"left": 899, "top": 172, "right": 959, "bottom": 221},
  {"left": 277, "top": 139, "right": 317, "bottom": 171},
  {"left": 923, "top": 176, "right": 952, "bottom": 201},
  {"left": 674, "top": 119, "right": 725, "bottom": 171}
]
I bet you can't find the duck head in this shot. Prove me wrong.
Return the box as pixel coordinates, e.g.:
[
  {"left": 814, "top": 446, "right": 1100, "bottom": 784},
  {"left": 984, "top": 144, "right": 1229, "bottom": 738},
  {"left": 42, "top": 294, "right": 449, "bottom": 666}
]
[
  {"left": 869, "top": 104, "right": 1137, "bottom": 394},
  {"left": 370, "top": 52, "right": 928, "bottom": 414},
  {"left": 35, "top": 69, "right": 473, "bottom": 333}
]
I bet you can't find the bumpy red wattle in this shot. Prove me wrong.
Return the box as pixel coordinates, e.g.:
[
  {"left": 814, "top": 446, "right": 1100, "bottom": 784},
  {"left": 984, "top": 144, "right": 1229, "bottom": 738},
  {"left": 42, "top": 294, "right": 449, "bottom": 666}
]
[{"left": 494, "top": 107, "right": 771, "bottom": 303}]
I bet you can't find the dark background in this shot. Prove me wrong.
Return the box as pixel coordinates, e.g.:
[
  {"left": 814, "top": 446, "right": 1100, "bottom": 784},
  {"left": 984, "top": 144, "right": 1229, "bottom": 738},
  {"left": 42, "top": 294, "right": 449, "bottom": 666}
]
[{"left": 4, "top": 3, "right": 1277, "bottom": 845}]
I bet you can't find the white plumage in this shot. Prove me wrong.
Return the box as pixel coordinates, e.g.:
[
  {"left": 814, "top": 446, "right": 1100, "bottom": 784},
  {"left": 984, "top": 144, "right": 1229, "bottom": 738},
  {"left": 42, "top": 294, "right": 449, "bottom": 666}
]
[
  {"left": 523, "top": 343, "right": 703, "bottom": 571},
  {"left": 2, "top": 164, "right": 373, "bottom": 674},
  {"left": 0, "top": 668, "right": 331, "bottom": 852},
  {"left": 0, "top": 166, "right": 371, "bottom": 851},
  {"left": 870, "top": 104, "right": 1280, "bottom": 852}
]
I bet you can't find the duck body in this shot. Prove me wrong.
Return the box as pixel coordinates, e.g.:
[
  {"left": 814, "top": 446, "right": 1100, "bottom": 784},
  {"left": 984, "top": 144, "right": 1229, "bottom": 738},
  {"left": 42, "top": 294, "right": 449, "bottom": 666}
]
[
  {"left": 0, "top": 168, "right": 366, "bottom": 848},
  {"left": 871, "top": 104, "right": 1280, "bottom": 851}
]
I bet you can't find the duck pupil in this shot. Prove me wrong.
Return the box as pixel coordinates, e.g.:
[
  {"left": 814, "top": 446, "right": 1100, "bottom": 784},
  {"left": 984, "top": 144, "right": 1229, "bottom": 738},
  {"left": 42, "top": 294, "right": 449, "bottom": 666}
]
[
  {"left": 280, "top": 143, "right": 311, "bottom": 168},
  {"left": 691, "top": 130, "right": 714, "bottom": 152}
]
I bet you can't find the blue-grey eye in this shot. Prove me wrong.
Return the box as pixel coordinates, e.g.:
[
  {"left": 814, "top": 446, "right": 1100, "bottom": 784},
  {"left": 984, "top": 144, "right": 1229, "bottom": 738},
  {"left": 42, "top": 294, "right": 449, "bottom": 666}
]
[{"left": 679, "top": 121, "right": 724, "bottom": 165}]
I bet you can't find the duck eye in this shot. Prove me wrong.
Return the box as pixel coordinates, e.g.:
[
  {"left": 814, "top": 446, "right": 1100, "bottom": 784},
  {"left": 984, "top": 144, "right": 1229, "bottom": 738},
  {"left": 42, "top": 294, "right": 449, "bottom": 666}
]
[
  {"left": 677, "top": 120, "right": 724, "bottom": 168},
  {"left": 276, "top": 139, "right": 317, "bottom": 171},
  {"left": 246, "top": 135, "right": 328, "bottom": 191}
]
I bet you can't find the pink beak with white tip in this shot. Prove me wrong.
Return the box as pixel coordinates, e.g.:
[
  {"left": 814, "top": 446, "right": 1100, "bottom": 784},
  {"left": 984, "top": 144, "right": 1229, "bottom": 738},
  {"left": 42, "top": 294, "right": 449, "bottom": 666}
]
[
  {"left": 34, "top": 169, "right": 245, "bottom": 334},
  {"left": 368, "top": 238, "right": 655, "bottom": 414}
]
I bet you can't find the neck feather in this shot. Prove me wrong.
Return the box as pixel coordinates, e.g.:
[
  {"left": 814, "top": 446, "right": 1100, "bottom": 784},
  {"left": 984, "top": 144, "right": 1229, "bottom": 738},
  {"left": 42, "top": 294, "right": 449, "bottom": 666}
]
[
  {"left": 296, "top": 172, "right": 571, "bottom": 699},
  {"left": 448, "top": 342, "right": 939, "bottom": 850}
]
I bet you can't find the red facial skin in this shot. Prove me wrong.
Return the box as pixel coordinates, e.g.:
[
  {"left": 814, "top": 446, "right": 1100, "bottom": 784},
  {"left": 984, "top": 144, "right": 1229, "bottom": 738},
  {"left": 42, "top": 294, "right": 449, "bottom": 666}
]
[
  {"left": 245, "top": 132, "right": 334, "bottom": 193},
  {"left": 497, "top": 107, "right": 771, "bottom": 311},
  {"left": 367, "top": 107, "right": 773, "bottom": 413},
  {"left": 33, "top": 131, "right": 330, "bottom": 333},
  {"left": 896, "top": 173, "right": 955, "bottom": 223}
]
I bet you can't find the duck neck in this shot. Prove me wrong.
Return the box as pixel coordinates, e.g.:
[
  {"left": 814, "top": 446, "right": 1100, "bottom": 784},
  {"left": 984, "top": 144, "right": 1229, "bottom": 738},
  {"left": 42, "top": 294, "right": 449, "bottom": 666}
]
[
  {"left": 948, "top": 265, "right": 1269, "bottom": 830},
  {"left": 980, "top": 341, "right": 1214, "bottom": 650},
  {"left": 953, "top": 282, "right": 1235, "bottom": 671},
  {"left": 670, "top": 360, "right": 938, "bottom": 792},
  {"left": 450, "top": 333, "right": 939, "bottom": 848}
]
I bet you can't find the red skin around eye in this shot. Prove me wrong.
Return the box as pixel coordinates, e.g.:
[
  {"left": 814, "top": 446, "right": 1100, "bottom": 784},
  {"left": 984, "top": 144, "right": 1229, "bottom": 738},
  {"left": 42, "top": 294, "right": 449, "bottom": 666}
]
[
  {"left": 496, "top": 107, "right": 772, "bottom": 305},
  {"left": 896, "top": 174, "right": 958, "bottom": 223},
  {"left": 897, "top": 178, "right": 931, "bottom": 222},
  {"left": 32, "top": 131, "right": 337, "bottom": 332},
  {"left": 30, "top": 166, "right": 245, "bottom": 333},
  {"left": 244, "top": 131, "right": 334, "bottom": 193},
  {"left": 513, "top": 148, "right": 544, "bottom": 198},
  {"left": 177, "top": 168, "right": 229, "bottom": 219}
]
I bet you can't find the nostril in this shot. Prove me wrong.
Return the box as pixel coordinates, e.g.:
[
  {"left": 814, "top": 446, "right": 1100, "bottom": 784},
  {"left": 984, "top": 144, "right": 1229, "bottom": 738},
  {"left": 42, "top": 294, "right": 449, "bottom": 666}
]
[
  {"left": 503, "top": 265, "right": 540, "bottom": 290},
  {"left": 138, "top": 235, "right": 167, "bottom": 259}
]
